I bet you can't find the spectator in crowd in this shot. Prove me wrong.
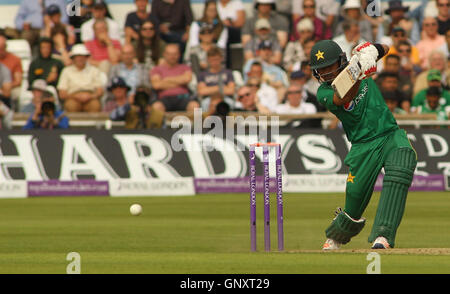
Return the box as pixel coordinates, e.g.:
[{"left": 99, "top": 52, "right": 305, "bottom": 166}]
[
  {"left": 243, "top": 41, "right": 288, "bottom": 102},
  {"left": 150, "top": 44, "right": 199, "bottom": 113},
  {"left": 28, "top": 37, "right": 64, "bottom": 89},
  {"left": 108, "top": 84, "right": 164, "bottom": 129},
  {"left": 383, "top": 90, "right": 407, "bottom": 115},
  {"left": 242, "top": 0, "right": 289, "bottom": 49},
  {"left": 244, "top": 19, "right": 282, "bottom": 66},
  {"left": 275, "top": 83, "right": 321, "bottom": 128},
  {"left": 13, "top": 0, "right": 68, "bottom": 52},
  {"left": 42, "top": 4, "right": 76, "bottom": 46},
  {"left": 291, "top": 0, "right": 339, "bottom": 36},
  {"left": 185, "top": 24, "right": 224, "bottom": 75},
  {"left": 301, "top": 60, "right": 320, "bottom": 94},
  {"left": 217, "top": 0, "right": 246, "bottom": 44},
  {"left": 150, "top": 0, "right": 194, "bottom": 59},
  {"left": 50, "top": 24, "right": 74, "bottom": 66},
  {"left": 189, "top": 0, "right": 228, "bottom": 50},
  {"left": 382, "top": 0, "right": 413, "bottom": 38},
  {"left": 109, "top": 44, "right": 150, "bottom": 97},
  {"left": 0, "top": 35, "right": 23, "bottom": 108},
  {"left": 0, "top": 63, "right": 12, "bottom": 108},
  {"left": 332, "top": 19, "right": 366, "bottom": 59},
  {"left": 377, "top": 71, "right": 409, "bottom": 112},
  {"left": 246, "top": 76, "right": 278, "bottom": 114},
  {"left": 416, "top": 17, "right": 446, "bottom": 70},
  {"left": 234, "top": 85, "right": 270, "bottom": 113},
  {"left": 57, "top": 44, "right": 104, "bottom": 113},
  {"left": 334, "top": 0, "right": 373, "bottom": 43},
  {"left": 381, "top": 54, "right": 413, "bottom": 105},
  {"left": 81, "top": 0, "right": 121, "bottom": 42},
  {"left": 411, "top": 69, "right": 450, "bottom": 111},
  {"left": 135, "top": 20, "right": 166, "bottom": 72},
  {"left": 414, "top": 50, "right": 450, "bottom": 95},
  {"left": 289, "top": 70, "right": 326, "bottom": 112},
  {"left": 274, "top": 83, "right": 316, "bottom": 114},
  {"left": 84, "top": 19, "right": 122, "bottom": 74},
  {"left": 291, "top": 0, "right": 332, "bottom": 42},
  {"left": 21, "top": 79, "right": 54, "bottom": 113},
  {"left": 385, "top": 26, "right": 421, "bottom": 69},
  {"left": 301, "top": 38, "right": 316, "bottom": 65},
  {"left": 23, "top": 89, "right": 68, "bottom": 130},
  {"left": 124, "top": 86, "right": 165, "bottom": 129},
  {"left": 283, "top": 19, "right": 314, "bottom": 73},
  {"left": 0, "top": 100, "right": 13, "bottom": 130},
  {"left": 197, "top": 46, "right": 235, "bottom": 112},
  {"left": 436, "top": 0, "right": 449, "bottom": 36},
  {"left": 104, "top": 76, "right": 132, "bottom": 114},
  {"left": 124, "top": 0, "right": 154, "bottom": 44},
  {"left": 415, "top": 86, "right": 449, "bottom": 122}
]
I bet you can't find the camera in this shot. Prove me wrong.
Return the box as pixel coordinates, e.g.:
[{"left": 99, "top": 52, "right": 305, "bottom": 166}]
[
  {"left": 41, "top": 101, "right": 56, "bottom": 117},
  {"left": 134, "top": 90, "right": 150, "bottom": 109},
  {"left": 213, "top": 101, "right": 230, "bottom": 118}
]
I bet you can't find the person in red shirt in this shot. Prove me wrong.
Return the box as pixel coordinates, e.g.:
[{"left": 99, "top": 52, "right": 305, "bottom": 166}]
[
  {"left": 0, "top": 35, "right": 23, "bottom": 110},
  {"left": 84, "top": 19, "right": 121, "bottom": 74},
  {"left": 150, "top": 43, "right": 199, "bottom": 113}
]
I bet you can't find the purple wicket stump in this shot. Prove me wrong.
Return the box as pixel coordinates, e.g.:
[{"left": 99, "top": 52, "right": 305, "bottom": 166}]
[
  {"left": 249, "top": 143, "right": 284, "bottom": 252},
  {"left": 249, "top": 147, "right": 257, "bottom": 252},
  {"left": 263, "top": 146, "right": 270, "bottom": 252},
  {"left": 276, "top": 144, "right": 284, "bottom": 251}
]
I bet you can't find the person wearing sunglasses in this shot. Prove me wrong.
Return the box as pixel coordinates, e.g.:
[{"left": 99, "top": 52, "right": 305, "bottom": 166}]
[
  {"left": 384, "top": 27, "right": 421, "bottom": 71},
  {"left": 124, "top": 0, "right": 157, "bottom": 44},
  {"left": 274, "top": 83, "right": 316, "bottom": 115},
  {"left": 416, "top": 17, "right": 446, "bottom": 70},
  {"left": 436, "top": 0, "right": 449, "bottom": 36},
  {"left": 135, "top": 20, "right": 166, "bottom": 72},
  {"left": 234, "top": 85, "right": 270, "bottom": 114}
]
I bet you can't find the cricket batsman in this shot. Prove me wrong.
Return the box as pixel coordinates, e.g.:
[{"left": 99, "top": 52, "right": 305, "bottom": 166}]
[{"left": 310, "top": 40, "right": 417, "bottom": 250}]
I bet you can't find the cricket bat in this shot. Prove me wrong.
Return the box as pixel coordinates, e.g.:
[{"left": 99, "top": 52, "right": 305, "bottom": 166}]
[{"left": 331, "top": 56, "right": 362, "bottom": 99}]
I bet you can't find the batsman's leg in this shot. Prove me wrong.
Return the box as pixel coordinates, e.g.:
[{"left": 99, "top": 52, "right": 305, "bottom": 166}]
[
  {"left": 369, "top": 147, "right": 417, "bottom": 248},
  {"left": 324, "top": 145, "right": 384, "bottom": 249}
]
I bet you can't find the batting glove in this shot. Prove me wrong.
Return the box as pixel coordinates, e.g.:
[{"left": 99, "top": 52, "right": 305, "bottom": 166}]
[
  {"left": 357, "top": 53, "right": 377, "bottom": 80},
  {"left": 352, "top": 42, "right": 379, "bottom": 61}
]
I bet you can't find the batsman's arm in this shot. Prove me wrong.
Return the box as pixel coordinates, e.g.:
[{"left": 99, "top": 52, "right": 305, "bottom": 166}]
[
  {"left": 332, "top": 80, "right": 362, "bottom": 106},
  {"left": 375, "top": 44, "right": 389, "bottom": 62}
]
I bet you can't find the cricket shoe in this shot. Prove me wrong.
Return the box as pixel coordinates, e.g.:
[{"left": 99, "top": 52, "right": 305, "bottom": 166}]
[
  {"left": 322, "top": 238, "right": 341, "bottom": 250},
  {"left": 371, "top": 237, "right": 391, "bottom": 249}
]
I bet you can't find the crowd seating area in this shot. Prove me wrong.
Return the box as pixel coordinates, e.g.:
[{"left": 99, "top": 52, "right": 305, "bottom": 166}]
[{"left": 0, "top": 0, "right": 448, "bottom": 130}]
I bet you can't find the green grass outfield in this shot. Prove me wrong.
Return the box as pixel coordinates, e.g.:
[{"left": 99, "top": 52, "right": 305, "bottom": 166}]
[{"left": 0, "top": 192, "right": 449, "bottom": 274}]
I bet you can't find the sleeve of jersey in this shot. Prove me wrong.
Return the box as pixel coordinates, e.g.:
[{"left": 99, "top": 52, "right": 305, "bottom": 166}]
[{"left": 317, "top": 86, "right": 338, "bottom": 111}]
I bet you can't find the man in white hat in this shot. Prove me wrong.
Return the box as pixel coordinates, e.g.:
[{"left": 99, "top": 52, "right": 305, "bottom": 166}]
[
  {"left": 21, "top": 79, "right": 51, "bottom": 113},
  {"left": 57, "top": 44, "right": 105, "bottom": 113},
  {"left": 242, "top": 0, "right": 289, "bottom": 49},
  {"left": 244, "top": 18, "right": 282, "bottom": 65},
  {"left": 334, "top": 0, "right": 373, "bottom": 42}
]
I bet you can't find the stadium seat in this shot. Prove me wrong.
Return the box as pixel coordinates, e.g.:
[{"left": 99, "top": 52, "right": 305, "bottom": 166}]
[{"left": 6, "top": 39, "right": 31, "bottom": 79}]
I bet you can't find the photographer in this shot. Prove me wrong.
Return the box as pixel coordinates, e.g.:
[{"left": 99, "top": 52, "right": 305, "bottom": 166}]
[
  {"left": 107, "top": 78, "right": 163, "bottom": 129},
  {"left": 23, "top": 92, "right": 69, "bottom": 130}
]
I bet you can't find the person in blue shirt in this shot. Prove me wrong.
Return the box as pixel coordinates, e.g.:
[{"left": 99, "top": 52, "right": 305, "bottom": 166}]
[
  {"left": 14, "top": 0, "right": 69, "bottom": 51},
  {"left": 23, "top": 92, "right": 69, "bottom": 130}
]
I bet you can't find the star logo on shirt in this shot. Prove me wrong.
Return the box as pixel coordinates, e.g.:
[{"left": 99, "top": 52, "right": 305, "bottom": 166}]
[
  {"left": 315, "top": 50, "right": 325, "bottom": 61},
  {"left": 347, "top": 172, "right": 355, "bottom": 183}
]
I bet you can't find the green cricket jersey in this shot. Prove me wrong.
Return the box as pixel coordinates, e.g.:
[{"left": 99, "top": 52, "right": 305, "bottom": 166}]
[
  {"left": 417, "top": 103, "right": 448, "bottom": 121},
  {"left": 317, "top": 78, "right": 399, "bottom": 144},
  {"left": 412, "top": 88, "right": 450, "bottom": 107}
]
